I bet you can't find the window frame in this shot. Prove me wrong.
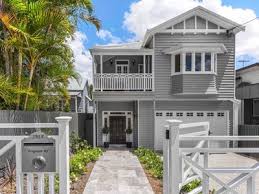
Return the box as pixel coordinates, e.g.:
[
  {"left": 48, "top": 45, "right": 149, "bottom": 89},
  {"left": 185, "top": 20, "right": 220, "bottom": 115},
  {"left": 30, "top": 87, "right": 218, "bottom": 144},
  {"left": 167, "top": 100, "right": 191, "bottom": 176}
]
[
  {"left": 115, "top": 60, "right": 129, "bottom": 74},
  {"left": 253, "top": 99, "right": 259, "bottom": 117},
  {"left": 171, "top": 52, "right": 217, "bottom": 75}
]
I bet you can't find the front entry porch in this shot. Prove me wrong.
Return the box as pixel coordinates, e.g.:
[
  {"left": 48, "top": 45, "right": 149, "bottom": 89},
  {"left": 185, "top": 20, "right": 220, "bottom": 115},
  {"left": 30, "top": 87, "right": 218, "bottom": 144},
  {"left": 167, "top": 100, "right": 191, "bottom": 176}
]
[{"left": 102, "top": 110, "right": 134, "bottom": 146}]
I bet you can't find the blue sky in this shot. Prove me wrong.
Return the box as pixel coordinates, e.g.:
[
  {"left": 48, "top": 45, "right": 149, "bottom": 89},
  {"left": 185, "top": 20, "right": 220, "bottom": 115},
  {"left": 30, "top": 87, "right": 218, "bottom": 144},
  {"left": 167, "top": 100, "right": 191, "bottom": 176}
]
[{"left": 69, "top": 0, "right": 259, "bottom": 79}]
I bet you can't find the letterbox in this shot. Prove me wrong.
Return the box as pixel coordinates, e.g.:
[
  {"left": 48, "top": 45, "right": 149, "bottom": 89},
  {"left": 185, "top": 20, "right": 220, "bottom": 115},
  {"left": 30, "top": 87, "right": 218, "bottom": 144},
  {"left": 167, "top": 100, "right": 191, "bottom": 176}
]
[{"left": 22, "top": 131, "right": 56, "bottom": 173}]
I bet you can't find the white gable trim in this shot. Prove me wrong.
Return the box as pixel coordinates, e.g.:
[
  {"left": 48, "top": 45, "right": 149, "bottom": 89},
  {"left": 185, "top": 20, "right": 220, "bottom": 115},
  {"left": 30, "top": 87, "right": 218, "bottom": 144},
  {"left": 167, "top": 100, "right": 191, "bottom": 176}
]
[{"left": 143, "top": 6, "right": 245, "bottom": 46}]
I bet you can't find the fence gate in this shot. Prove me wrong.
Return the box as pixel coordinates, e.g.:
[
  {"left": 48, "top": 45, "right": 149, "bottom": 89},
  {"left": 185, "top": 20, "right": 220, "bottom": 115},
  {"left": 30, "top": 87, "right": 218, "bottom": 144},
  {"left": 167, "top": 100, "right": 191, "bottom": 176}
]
[
  {"left": 0, "top": 116, "right": 71, "bottom": 194},
  {"left": 163, "top": 120, "right": 259, "bottom": 194}
]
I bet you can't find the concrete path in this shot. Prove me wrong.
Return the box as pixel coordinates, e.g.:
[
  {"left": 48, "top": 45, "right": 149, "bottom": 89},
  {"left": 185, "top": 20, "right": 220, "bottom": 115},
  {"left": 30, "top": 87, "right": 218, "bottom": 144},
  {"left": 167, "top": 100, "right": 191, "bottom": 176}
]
[{"left": 83, "top": 150, "right": 154, "bottom": 194}]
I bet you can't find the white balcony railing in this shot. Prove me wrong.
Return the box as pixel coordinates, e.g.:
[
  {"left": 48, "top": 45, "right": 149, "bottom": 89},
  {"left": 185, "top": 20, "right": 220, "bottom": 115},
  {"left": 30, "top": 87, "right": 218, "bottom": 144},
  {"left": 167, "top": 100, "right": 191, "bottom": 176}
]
[{"left": 94, "top": 73, "right": 153, "bottom": 91}]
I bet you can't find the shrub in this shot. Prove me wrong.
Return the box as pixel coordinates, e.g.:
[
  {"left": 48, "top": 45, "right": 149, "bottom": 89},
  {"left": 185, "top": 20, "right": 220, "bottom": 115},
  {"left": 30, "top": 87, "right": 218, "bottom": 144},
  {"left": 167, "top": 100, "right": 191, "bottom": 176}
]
[
  {"left": 102, "top": 126, "right": 110, "bottom": 134},
  {"left": 134, "top": 147, "right": 201, "bottom": 192},
  {"left": 125, "top": 128, "right": 132, "bottom": 134},
  {"left": 70, "top": 147, "right": 103, "bottom": 182},
  {"left": 134, "top": 147, "right": 163, "bottom": 179},
  {"left": 181, "top": 179, "right": 201, "bottom": 192},
  {"left": 70, "top": 132, "right": 90, "bottom": 154}
]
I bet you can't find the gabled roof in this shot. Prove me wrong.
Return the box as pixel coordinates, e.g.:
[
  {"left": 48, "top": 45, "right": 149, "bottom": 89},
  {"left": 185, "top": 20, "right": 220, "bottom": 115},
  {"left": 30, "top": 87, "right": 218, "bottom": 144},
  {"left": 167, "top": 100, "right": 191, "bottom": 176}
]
[
  {"left": 91, "top": 41, "right": 142, "bottom": 50},
  {"left": 143, "top": 6, "right": 245, "bottom": 46},
  {"left": 68, "top": 78, "right": 87, "bottom": 91},
  {"left": 236, "top": 63, "right": 259, "bottom": 73}
]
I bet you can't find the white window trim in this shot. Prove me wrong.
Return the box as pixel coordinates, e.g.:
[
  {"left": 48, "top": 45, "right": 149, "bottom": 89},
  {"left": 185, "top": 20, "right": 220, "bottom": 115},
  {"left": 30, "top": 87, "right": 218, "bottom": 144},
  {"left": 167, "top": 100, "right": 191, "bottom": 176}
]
[
  {"left": 102, "top": 111, "right": 133, "bottom": 130},
  {"left": 115, "top": 60, "right": 129, "bottom": 74},
  {"left": 253, "top": 99, "right": 259, "bottom": 117},
  {"left": 171, "top": 51, "right": 217, "bottom": 75}
]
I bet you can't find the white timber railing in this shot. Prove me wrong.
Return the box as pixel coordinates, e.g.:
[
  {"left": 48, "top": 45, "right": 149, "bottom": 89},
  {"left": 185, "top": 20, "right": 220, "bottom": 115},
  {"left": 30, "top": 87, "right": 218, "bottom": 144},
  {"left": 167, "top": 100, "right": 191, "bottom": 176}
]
[
  {"left": 0, "top": 116, "right": 71, "bottom": 194},
  {"left": 163, "top": 120, "right": 259, "bottom": 194},
  {"left": 93, "top": 73, "right": 153, "bottom": 91}
]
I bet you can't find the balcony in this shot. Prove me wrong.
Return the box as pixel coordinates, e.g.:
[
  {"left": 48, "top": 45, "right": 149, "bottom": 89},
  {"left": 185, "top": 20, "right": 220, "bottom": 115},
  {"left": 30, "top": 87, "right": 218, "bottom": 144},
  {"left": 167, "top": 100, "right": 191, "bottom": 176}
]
[
  {"left": 92, "top": 54, "right": 154, "bottom": 92},
  {"left": 94, "top": 73, "right": 153, "bottom": 91}
]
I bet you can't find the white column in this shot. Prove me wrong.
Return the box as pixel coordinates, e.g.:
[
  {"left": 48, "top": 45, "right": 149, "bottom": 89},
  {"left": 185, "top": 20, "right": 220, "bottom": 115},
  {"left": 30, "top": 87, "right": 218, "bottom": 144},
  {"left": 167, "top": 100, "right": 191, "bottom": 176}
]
[
  {"left": 55, "top": 116, "right": 72, "bottom": 194},
  {"left": 181, "top": 53, "right": 186, "bottom": 73},
  {"left": 167, "top": 119, "right": 182, "bottom": 194},
  {"left": 163, "top": 126, "right": 170, "bottom": 194},
  {"left": 100, "top": 55, "right": 103, "bottom": 91},
  {"left": 16, "top": 140, "right": 23, "bottom": 194},
  {"left": 93, "top": 101, "right": 96, "bottom": 147},
  {"left": 75, "top": 97, "right": 77, "bottom": 113},
  {"left": 143, "top": 55, "right": 146, "bottom": 91},
  {"left": 202, "top": 141, "right": 209, "bottom": 193},
  {"left": 192, "top": 52, "right": 195, "bottom": 72},
  {"left": 92, "top": 55, "right": 95, "bottom": 91},
  {"left": 202, "top": 52, "right": 205, "bottom": 72},
  {"left": 212, "top": 53, "right": 215, "bottom": 73},
  {"left": 247, "top": 175, "right": 256, "bottom": 194}
]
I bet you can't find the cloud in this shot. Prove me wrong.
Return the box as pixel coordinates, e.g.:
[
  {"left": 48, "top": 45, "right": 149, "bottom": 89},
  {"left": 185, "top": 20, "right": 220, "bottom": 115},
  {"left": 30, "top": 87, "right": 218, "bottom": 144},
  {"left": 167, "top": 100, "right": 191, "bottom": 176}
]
[
  {"left": 67, "top": 31, "right": 92, "bottom": 82},
  {"left": 123, "top": 0, "right": 259, "bottom": 62},
  {"left": 96, "top": 29, "right": 122, "bottom": 44}
]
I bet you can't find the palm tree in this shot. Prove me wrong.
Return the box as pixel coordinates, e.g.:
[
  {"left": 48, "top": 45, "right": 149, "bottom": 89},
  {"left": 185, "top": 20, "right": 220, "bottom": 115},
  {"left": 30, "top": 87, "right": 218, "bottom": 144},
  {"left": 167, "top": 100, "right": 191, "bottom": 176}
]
[{"left": 0, "top": 0, "right": 101, "bottom": 110}]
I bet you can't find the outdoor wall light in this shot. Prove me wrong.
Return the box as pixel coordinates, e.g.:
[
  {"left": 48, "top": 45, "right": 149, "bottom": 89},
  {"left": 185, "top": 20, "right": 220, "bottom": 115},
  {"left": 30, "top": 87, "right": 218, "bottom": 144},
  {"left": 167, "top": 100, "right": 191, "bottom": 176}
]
[
  {"left": 110, "top": 59, "right": 113, "bottom": 65},
  {"left": 132, "top": 59, "right": 136, "bottom": 66}
]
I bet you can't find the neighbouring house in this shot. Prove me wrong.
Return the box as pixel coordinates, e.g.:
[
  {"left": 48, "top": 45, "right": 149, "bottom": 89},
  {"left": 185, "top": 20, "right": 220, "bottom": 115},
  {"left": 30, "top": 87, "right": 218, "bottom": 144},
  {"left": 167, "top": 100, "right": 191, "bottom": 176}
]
[
  {"left": 61, "top": 79, "right": 93, "bottom": 113},
  {"left": 90, "top": 6, "right": 245, "bottom": 149},
  {"left": 236, "top": 63, "right": 259, "bottom": 125}
]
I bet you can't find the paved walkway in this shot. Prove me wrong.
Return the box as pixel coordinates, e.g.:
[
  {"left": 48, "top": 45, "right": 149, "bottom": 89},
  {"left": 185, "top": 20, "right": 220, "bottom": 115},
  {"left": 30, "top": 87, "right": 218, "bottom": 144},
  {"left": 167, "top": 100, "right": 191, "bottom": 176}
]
[{"left": 83, "top": 149, "right": 154, "bottom": 194}]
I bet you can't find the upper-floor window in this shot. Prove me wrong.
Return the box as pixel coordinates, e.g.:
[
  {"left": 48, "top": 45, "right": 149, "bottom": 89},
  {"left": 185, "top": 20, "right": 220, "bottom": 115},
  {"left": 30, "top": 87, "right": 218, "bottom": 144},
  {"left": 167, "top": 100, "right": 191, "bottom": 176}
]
[
  {"left": 171, "top": 52, "right": 216, "bottom": 75},
  {"left": 116, "top": 60, "right": 129, "bottom": 73}
]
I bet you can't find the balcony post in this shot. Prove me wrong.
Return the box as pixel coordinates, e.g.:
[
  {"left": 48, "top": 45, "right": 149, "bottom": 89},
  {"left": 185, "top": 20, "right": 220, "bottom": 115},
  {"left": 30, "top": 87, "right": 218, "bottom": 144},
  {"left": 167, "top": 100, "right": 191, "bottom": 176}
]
[
  {"left": 92, "top": 55, "right": 95, "bottom": 91},
  {"left": 100, "top": 55, "right": 103, "bottom": 91},
  {"left": 143, "top": 55, "right": 146, "bottom": 91}
]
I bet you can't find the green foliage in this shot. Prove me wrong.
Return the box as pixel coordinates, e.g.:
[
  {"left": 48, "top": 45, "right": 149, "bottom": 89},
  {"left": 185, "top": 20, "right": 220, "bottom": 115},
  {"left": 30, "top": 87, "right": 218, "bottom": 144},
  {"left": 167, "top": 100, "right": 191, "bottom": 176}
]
[
  {"left": 134, "top": 147, "right": 163, "bottom": 179},
  {"left": 69, "top": 133, "right": 102, "bottom": 182},
  {"left": 134, "top": 147, "right": 201, "bottom": 192},
  {"left": 102, "top": 126, "right": 110, "bottom": 134},
  {"left": 125, "top": 128, "right": 132, "bottom": 134},
  {"left": 70, "top": 147, "right": 102, "bottom": 182},
  {"left": 181, "top": 179, "right": 201, "bottom": 192},
  {"left": 0, "top": 0, "right": 101, "bottom": 110},
  {"left": 70, "top": 132, "right": 90, "bottom": 154}
]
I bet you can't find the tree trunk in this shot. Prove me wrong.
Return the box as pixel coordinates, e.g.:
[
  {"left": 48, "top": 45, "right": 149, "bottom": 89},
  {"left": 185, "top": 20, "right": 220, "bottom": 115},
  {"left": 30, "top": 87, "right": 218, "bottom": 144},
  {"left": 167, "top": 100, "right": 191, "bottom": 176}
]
[
  {"left": 3, "top": 27, "right": 10, "bottom": 76},
  {"left": 16, "top": 49, "right": 22, "bottom": 110},
  {"left": 24, "top": 60, "right": 35, "bottom": 110}
]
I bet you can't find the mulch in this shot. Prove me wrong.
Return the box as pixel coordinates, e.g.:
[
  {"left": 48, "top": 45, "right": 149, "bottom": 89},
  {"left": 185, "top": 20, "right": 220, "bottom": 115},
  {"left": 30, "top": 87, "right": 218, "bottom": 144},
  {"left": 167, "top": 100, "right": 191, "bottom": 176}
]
[
  {"left": 70, "top": 162, "right": 95, "bottom": 194},
  {"left": 140, "top": 163, "right": 163, "bottom": 194}
]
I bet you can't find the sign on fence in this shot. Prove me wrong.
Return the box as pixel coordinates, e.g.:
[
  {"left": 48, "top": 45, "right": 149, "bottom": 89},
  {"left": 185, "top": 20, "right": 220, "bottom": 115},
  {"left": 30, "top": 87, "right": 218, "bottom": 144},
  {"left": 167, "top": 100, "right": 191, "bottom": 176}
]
[{"left": 0, "top": 116, "right": 71, "bottom": 194}]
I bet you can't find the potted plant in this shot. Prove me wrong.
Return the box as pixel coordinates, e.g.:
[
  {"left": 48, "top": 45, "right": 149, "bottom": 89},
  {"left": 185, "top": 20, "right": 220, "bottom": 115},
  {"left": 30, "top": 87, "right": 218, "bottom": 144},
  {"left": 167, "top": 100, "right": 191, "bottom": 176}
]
[
  {"left": 102, "top": 126, "right": 110, "bottom": 148},
  {"left": 125, "top": 128, "right": 133, "bottom": 148}
]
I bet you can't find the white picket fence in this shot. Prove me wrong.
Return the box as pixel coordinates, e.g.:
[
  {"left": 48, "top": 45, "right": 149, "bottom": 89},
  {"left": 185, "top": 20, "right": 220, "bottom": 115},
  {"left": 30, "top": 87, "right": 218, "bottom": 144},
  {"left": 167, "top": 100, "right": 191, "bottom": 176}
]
[
  {"left": 163, "top": 120, "right": 259, "bottom": 194},
  {"left": 0, "top": 116, "right": 71, "bottom": 194}
]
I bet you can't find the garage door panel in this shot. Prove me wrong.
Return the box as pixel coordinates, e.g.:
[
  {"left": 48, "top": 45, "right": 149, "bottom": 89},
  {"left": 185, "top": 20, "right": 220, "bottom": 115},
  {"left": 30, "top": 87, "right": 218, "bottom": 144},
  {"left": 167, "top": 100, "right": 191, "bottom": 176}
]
[{"left": 155, "top": 111, "right": 229, "bottom": 150}]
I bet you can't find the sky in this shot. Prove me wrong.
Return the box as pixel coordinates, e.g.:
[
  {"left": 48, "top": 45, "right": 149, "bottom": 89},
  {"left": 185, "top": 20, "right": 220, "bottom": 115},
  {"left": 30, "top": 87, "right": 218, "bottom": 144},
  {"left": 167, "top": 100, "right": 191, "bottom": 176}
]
[{"left": 67, "top": 0, "right": 259, "bottom": 82}]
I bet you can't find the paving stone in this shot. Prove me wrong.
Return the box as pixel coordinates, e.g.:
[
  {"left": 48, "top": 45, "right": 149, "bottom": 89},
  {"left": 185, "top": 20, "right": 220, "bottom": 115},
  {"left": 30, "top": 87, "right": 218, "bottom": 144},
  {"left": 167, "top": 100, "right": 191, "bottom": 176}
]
[{"left": 83, "top": 150, "right": 154, "bottom": 194}]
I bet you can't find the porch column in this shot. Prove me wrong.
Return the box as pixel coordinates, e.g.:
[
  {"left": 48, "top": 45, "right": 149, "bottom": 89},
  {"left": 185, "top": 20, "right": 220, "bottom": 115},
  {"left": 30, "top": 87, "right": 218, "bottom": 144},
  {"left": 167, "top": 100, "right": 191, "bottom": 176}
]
[
  {"left": 75, "top": 96, "right": 78, "bottom": 113},
  {"left": 100, "top": 55, "right": 103, "bottom": 92},
  {"left": 143, "top": 55, "right": 146, "bottom": 91},
  {"left": 92, "top": 55, "right": 95, "bottom": 91},
  {"left": 93, "top": 100, "right": 96, "bottom": 147}
]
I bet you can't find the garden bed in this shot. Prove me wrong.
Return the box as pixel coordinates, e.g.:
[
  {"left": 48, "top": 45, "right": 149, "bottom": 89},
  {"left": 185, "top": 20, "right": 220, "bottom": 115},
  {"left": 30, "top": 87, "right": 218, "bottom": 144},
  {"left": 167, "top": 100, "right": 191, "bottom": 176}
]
[{"left": 134, "top": 147, "right": 201, "bottom": 194}]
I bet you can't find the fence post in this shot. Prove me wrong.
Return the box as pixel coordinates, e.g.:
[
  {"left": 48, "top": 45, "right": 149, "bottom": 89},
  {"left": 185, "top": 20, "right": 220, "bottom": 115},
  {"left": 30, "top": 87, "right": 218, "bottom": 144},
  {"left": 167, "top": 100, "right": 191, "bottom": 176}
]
[
  {"left": 56, "top": 116, "right": 72, "bottom": 194},
  {"left": 202, "top": 141, "right": 209, "bottom": 194},
  {"left": 247, "top": 175, "right": 255, "bottom": 194},
  {"left": 163, "top": 125, "right": 170, "bottom": 194},
  {"left": 167, "top": 120, "right": 182, "bottom": 194}
]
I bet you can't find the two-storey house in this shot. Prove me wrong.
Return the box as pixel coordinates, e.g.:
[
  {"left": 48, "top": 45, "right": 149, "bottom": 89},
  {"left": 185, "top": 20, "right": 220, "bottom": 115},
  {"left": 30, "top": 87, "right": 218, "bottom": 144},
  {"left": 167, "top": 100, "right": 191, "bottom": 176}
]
[{"left": 90, "top": 6, "right": 244, "bottom": 150}]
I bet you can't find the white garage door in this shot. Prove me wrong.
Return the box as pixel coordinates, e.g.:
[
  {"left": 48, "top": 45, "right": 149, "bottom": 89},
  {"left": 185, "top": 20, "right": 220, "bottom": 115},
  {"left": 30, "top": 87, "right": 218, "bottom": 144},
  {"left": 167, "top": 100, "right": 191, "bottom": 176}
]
[{"left": 154, "top": 111, "right": 229, "bottom": 150}]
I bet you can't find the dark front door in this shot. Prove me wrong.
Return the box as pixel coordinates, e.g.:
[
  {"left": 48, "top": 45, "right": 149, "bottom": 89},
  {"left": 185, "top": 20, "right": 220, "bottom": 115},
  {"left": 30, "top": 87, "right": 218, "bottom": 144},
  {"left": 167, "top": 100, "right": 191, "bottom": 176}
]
[{"left": 109, "top": 116, "right": 126, "bottom": 144}]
